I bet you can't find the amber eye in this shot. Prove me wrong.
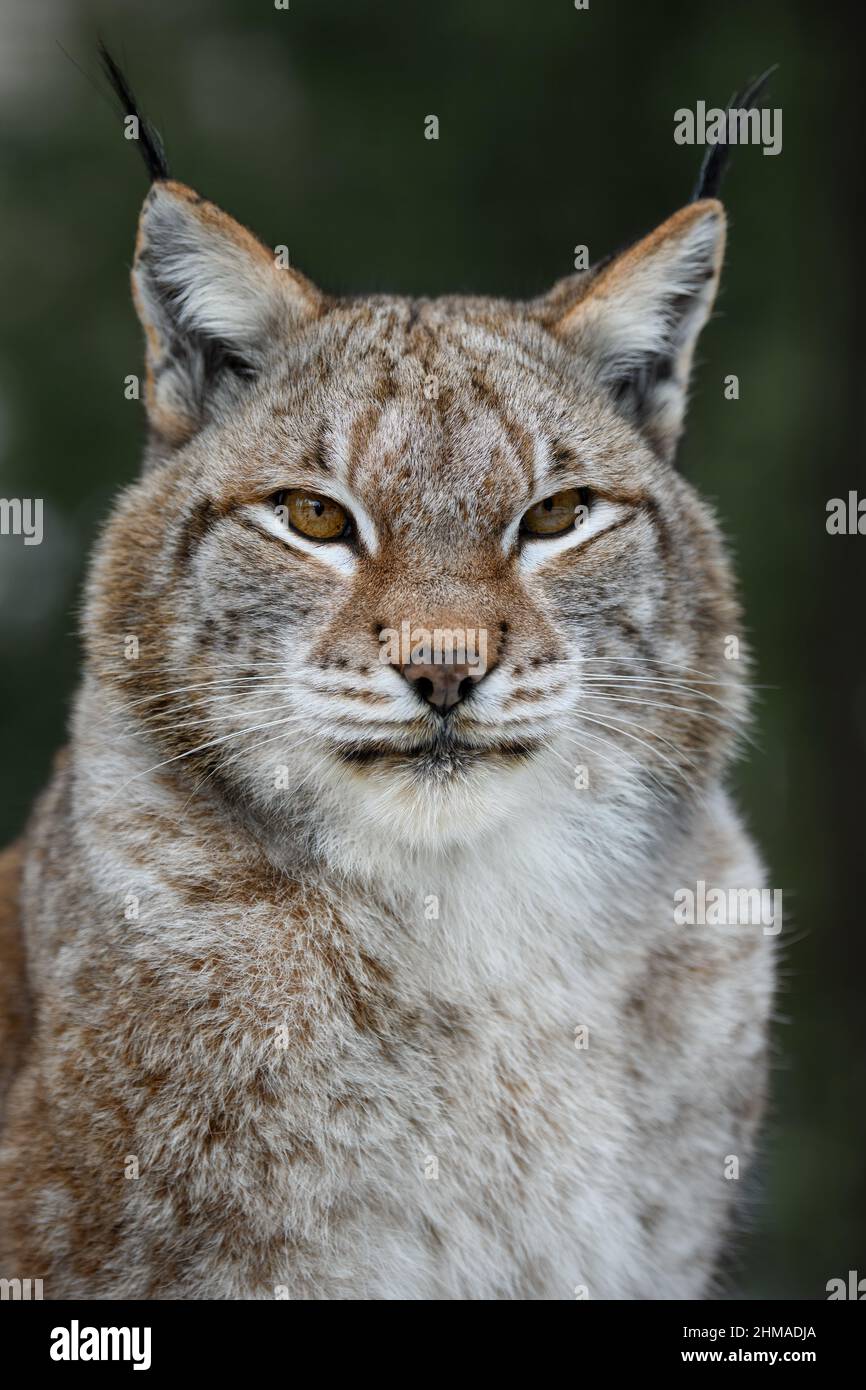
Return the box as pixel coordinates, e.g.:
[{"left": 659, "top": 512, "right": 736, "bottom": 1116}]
[
  {"left": 275, "top": 489, "right": 351, "bottom": 542},
  {"left": 521, "top": 487, "right": 587, "bottom": 538}
]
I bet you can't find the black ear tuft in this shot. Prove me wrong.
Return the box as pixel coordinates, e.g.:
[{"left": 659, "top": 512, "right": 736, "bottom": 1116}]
[
  {"left": 692, "top": 65, "right": 777, "bottom": 201},
  {"left": 98, "top": 42, "right": 170, "bottom": 183}
]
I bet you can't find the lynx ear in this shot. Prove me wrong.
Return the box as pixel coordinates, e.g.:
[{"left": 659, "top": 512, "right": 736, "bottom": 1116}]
[
  {"left": 538, "top": 200, "right": 725, "bottom": 461},
  {"left": 132, "top": 180, "right": 323, "bottom": 446}
]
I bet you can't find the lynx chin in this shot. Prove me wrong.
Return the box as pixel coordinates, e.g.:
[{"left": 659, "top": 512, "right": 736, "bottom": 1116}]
[{"left": 0, "top": 55, "right": 774, "bottom": 1300}]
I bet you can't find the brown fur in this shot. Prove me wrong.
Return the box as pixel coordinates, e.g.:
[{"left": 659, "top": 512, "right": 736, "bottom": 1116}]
[{"left": 0, "top": 180, "right": 773, "bottom": 1299}]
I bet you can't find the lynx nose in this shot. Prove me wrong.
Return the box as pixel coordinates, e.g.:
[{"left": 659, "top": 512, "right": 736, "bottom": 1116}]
[{"left": 401, "top": 661, "right": 482, "bottom": 715}]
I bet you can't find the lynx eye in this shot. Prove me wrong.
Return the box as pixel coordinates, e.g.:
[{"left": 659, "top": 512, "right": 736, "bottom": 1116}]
[
  {"left": 275, "top": 489, "right": 351, "bottom": 542},
  {"left": 521, "top": 487, "right": 588, "bottom": 538}
]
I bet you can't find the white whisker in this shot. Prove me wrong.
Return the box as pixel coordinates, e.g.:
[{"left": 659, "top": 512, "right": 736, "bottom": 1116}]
[{"left": 91, "top": 712, "right": 316, "bottom": 817}]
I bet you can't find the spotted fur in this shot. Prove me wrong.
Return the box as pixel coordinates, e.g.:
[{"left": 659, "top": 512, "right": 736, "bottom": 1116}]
[{"left": 0, "top": 175, "right": 773, "bottom": 1299}]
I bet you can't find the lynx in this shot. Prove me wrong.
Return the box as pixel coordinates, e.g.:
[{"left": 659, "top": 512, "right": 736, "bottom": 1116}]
[{"left": 0, "top": 57, "right": 774, "bottom": 1299}]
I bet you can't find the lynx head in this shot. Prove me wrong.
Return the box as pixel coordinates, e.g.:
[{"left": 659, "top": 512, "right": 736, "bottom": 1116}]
[{"left": 84, "top": 59, "right": 749, "bottom": 861}]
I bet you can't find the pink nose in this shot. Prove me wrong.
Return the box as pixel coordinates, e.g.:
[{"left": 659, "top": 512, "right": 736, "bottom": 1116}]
[{"left": 401, "top": 661, "right": 482, "bottom": 715}]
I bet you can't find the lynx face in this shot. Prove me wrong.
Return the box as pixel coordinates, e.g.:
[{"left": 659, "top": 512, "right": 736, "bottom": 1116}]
[{"left": 85, "top": 183, "right": 745, "bottom": 852}]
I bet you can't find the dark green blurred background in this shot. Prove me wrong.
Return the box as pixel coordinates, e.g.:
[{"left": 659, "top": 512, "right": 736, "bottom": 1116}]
[{"left": 0, "top": 0, "right": 863, "bottom": 1299}]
